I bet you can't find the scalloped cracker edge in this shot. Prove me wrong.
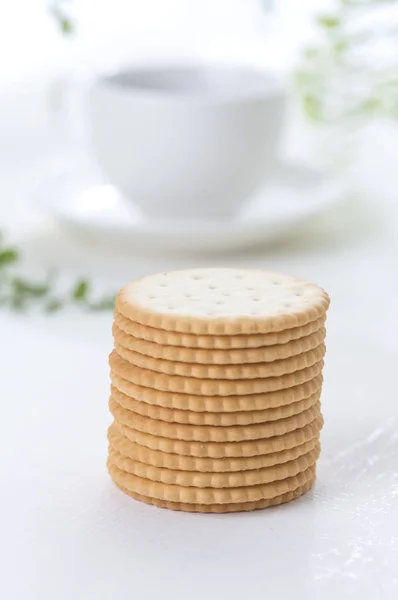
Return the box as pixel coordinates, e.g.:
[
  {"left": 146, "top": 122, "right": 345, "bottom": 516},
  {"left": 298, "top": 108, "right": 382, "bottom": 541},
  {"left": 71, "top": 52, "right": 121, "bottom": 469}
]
[
  {"left": 115, "top": 415, "right": 324, "bottom": 458},
  {"left": 114, "top": 311, "right": 327, "bottom": 349},
  {"left": 110, "top": 383, "right": 322, "bottom": 425},
  {"left": 110, "top": 368, "right": 324, "bottom": 411},
  {"left": 108, "top": 423, "right": 320, "bottom": 472},
  {"left": 109, "top": 395, "right": 321, "bottom": 442},
  {"left": 109, "top": 350, "right": 326, "bottom": 396},
  {"left": 107, "top": 461, "right": 316, "bottom": 504},
  {"left": 113, "top": 322, "right": 326, "bottom": 364},
  {"left": 108, "top": 442, "right": 320, "bottom": 488},
  {"left": 112, "top": 475, "right": 316, "bottom": 512},
  {"left": 113, "top": 340, "right": 326, "bottom": 380}
]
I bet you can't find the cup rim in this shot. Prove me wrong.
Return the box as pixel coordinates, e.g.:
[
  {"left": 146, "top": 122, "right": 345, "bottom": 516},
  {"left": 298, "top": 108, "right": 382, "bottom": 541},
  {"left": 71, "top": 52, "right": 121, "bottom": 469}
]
[{"left": 93, "top": 62, "right": 287, "bottom": 104}]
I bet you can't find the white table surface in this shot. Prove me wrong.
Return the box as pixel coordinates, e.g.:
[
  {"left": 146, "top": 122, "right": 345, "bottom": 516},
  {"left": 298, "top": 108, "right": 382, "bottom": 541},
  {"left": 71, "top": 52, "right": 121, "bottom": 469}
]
[{"left": 1, "top": 109, "right": 398, "bottom": 598}]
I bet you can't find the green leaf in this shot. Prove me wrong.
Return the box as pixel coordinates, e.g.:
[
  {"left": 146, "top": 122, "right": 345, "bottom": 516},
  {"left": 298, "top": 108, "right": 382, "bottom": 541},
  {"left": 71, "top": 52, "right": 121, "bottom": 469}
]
[
  {"left": 333, "top": 39, "right": 348, "bottom": 54},
  {"left": 0, "top": 248, "right": 19, "bottom": 268},
  {"left": 45, "top": 298, "right": 64, "bottom": 313},
  {"left": 302, "top": 94, "right": 323, "bottom": 121},
  {"left": 317, "top": 15, "right": 341, "bottom": 29},
  {"left": 48, "top": 3, "right": 75, "bottom": 37},
  {"left": 60, "top": 17, "right": 74, "bottom": 35},
  {"left": 11, "top": 277, "right": 49, "bottom": 297},
  {"left": 72, "top": 279, "right": 89, "bottom": 301}
]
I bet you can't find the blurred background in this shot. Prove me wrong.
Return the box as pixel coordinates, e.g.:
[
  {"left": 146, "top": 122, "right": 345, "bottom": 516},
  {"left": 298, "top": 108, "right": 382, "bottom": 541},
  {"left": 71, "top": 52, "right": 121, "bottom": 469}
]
[{"left": 1, "top": 0, "right": 397, "bottom": 312}]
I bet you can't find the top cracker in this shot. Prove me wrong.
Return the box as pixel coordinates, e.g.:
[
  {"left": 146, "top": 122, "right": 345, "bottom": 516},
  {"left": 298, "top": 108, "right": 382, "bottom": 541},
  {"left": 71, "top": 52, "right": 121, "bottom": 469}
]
[{"left": 116, "top": 268, "right": 329, "bottom": 335}]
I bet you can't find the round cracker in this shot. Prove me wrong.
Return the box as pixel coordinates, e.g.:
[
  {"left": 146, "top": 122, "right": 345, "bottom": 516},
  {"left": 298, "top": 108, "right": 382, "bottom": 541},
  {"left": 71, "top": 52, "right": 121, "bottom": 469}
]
[
  {"left": 109, "top": 383, "right": 322, "bottom": 425},
  {"left": 107, "top": 462, "right": 316, "bottom": 504},
  {"left": 113, "top": 322, "right": 326, "bottom": 364},
  {"left": 116, "top": 416, "right": 324, "bottom": 458},
  {"left": 110, "top": 368, "right": 324, "bottom": 412},
  {"left": 113, "top": 341, "right": 326, "bottom": 380},
  {"left": 108, "top": 423, "right": 320, "bottom": 472},
  {"left": 109, "top": 350, "right": 326, "bottom": 396},
  {"left": 116, "top": 269, "right": 329, "bottom": 335},
  {"left": 108, "top": 443, "right": 320, "bottom": 488},
  {"left": 115, "top": 311, "right": 326, "bottom": 349},
  {"left": 109, "top": 395, "right": 321, "bottom": 442},
  {"left": 112, "top": 475, "right": 316, "bottom": 512}
]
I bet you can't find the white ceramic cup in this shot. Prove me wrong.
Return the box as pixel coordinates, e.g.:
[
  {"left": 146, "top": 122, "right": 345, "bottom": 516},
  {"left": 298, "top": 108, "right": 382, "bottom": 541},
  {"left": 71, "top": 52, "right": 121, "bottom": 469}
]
[{"left": 84, "top": 64, "right": 287, "bottom": 219}]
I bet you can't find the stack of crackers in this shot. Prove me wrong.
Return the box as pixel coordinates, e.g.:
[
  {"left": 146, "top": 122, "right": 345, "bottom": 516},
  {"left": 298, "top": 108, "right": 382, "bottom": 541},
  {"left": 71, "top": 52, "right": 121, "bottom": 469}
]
[{"left": 107, "top": 268, "right": 329, "bottom": 513}]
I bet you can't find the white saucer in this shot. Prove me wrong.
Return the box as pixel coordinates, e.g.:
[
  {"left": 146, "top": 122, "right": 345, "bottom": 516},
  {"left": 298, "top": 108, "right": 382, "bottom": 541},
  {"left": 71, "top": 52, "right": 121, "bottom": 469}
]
[{"left": 34, "top": 162, "right": 344, "bottom": 253}]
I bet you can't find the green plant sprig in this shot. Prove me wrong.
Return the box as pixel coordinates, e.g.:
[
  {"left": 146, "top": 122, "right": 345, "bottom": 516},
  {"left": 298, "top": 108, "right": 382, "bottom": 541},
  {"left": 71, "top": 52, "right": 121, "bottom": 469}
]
[
  {"left": 0, "top": 234, "right": 115, "bottom": 313},
  {"left": 48, "top": 0, "right": 75, "bottom": 36},
  {"left": 295, "top": 0, "right": 398, "bottom": 124}
]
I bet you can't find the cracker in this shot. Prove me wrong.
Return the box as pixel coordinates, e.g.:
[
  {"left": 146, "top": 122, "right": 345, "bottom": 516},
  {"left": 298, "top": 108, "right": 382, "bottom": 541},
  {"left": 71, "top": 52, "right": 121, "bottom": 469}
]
[
  {"left": 112, "top": 476, "right": 315, "bottom": 512},
  {"left": 113, "top": 322, "right": 326, "bottom": 364},
  {"left": 107, "top": 462, "right": 316, "bottom": 504},
  {"left": 109, "top": 395, "right": 321, "bottom": 442},
  {"left": 110, "top": 368, "right": 323, "bottom": 412},
  {"left": 110, "top": 384, "right": 322, "bottom": 426},
  {"left": 109, "top": 350, "right": 325, "bottom": 396},
  {"left": 116, "top": 269, "right": 330, "bottom": 335},
  {"left": 114, "top": 311, "right": 327, "bottom": 349},
  {"left": 113, "top": 341, "right": 326, "bottom": 380},
  {"left": 108, "top": 443, "right": 320, "bottom": 488},
  {"left": 108, "top": 423, "right": 320, "bottom": 472},
  {"left": 116, "top": 416, "right": 324, "bottom": 457}
]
